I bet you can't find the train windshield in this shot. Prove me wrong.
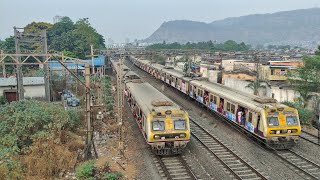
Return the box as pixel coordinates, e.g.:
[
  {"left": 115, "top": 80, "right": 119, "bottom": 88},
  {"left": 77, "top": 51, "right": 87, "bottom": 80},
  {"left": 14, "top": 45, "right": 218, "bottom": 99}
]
[
  {"left": 152, "top": 121, "right": 165, "bottom": 131},
  {"left": 286, "top": 116, "right": 298, "bottom": 126},
  {"left": 174, "top": 119, "right": 186, "bottom": 130},
  {"left": 267, "top": 117, "right": 279, "bottom": 126}
]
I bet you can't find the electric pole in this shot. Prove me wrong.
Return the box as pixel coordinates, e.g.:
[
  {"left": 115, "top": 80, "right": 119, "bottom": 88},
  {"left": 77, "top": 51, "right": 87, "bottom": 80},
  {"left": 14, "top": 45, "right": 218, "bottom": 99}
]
[
  {"left": 117, "top": 56, "right": 124, "bottom": 156},
  {"left": 42, "top": 30, "right": 50, "bottom": 102},
  {"left": 0, "top": 50, "right": 5, "bottom": 77},
  {"left": 91, "top": 45, "right": 95, "bottom": 74},
  {"left": 14, "top": 27, "right": 24, "bottom": 100}
]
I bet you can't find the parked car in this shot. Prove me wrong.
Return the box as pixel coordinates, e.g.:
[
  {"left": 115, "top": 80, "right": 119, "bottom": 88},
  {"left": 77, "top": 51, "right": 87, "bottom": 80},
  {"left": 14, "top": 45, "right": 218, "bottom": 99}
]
[{"left": 71, "top": 98, "right": 80, "bottom": 107}]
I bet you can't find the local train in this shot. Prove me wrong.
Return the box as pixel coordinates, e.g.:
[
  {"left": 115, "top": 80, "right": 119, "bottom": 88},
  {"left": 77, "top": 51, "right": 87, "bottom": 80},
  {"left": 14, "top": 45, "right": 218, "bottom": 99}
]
[
  {"left": 110, "top": 59, "right": 191, "bottom": 155},
  {"left": 130, "top": 57, "right": 301, "bottom": 149}
]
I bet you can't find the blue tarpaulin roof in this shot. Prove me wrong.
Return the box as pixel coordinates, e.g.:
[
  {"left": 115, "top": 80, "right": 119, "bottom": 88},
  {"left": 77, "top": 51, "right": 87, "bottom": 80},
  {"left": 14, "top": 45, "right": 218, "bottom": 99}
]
[
  {"left": 48, "top": 60, "right": 85, "bottom": 70},
  {"left": 83, "top": 55, "right": 105, "bottom": 66}
]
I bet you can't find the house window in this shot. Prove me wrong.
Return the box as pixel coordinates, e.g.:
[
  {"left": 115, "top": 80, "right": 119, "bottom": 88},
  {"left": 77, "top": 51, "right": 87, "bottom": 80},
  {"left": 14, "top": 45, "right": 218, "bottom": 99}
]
[{"left": 271, "top": 69, "right": 275, "bottom": 75}]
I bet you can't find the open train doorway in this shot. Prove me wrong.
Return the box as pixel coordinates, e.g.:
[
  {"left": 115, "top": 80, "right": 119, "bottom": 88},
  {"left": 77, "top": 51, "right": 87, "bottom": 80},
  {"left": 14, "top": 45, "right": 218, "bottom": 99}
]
[
  {"left": 237, "top": 105, "right": 247, "bottom": 126},
  {"left": 219, "top": 98, "right": 224, "bottom": 113}
]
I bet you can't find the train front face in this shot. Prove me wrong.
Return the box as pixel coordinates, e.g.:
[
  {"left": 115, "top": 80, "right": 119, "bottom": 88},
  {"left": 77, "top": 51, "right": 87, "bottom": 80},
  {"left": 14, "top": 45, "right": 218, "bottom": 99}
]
[
  {"left": 265, "top": 106, "right": 301, "bottom": 149},
  {"left": 148, "top": 109, "right": 190, "bottom": 155}
]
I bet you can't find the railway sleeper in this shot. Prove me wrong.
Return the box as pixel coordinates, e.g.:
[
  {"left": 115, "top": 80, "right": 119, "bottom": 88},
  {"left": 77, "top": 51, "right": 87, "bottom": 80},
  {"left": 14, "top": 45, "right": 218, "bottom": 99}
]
[
  {"left": 238, "top": 173, "right": 258, "bottom": 179},
  {"left": 166, "top": 165, "right": 185, "bottom": 170}
]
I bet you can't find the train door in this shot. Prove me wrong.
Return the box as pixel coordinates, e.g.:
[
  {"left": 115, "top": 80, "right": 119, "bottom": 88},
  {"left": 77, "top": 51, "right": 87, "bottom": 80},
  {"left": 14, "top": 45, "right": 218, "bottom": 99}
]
[
  {"left": 246, "top": 111, "right": 255, "bottom": 133},
  {"left": 197, "top": 88, "right": 204, "bottom": 103},
  {"left": 209, "top": 94, "right": 218, "bottom": 111},
  {"left": 237, "top": 105, "right": 247, "bottom": 126},
  {"left": 166, "top": 74, "right": 170, "bottom": 84},
  {"left": 226, "top": 101, "right": 236, "bottom": 122},
  {"left": 204, "top": 90, "right": 209, "bottom": 106},
  {"left": 171, "top": 76, "right": 176, "bottom": 87},
  {"left": 218, "top": 98, "right": 225, "bottom": 114}
]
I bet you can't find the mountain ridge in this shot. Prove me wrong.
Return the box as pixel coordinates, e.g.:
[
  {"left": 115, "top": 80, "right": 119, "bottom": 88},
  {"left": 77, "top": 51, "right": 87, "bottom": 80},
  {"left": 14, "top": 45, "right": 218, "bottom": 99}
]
[{"left": 144, "top": 8, "right": 320, "bottom": 47}]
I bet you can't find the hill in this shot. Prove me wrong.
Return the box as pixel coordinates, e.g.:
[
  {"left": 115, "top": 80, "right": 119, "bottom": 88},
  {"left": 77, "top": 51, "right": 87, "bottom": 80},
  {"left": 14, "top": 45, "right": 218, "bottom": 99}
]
[{"left": 144, "top": 8, "right": 320, "bottom": 46}]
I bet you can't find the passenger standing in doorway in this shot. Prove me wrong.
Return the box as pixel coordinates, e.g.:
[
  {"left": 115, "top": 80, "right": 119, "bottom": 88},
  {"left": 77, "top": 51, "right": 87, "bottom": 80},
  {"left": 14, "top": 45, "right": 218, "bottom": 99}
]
[{"left": 237, "top": 110, "right": 242, "bottom": 125}]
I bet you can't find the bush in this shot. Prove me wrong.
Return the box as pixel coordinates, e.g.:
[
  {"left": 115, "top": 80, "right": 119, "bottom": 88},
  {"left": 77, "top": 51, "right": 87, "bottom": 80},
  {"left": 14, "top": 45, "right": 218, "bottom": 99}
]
[
  {"left": 0, "top": 96, "right": 7, "bottom": 105},
  {"left": 103, "top": 172, "right": 123, "bottom": 180},
  {"left": 75, "top": 161, "right": 96, "bottom": 180},
  {"left": 283, "top": 101, "right": 315, "bottom": 125},
  {"left": 0, "top": 100, "right": 82, "bottom": 178}
]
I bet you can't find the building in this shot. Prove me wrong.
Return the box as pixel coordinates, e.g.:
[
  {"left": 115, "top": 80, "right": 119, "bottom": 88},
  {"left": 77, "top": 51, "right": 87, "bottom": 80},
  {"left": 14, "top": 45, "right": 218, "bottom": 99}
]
[
  {"left": 0, "top": 77, "right": 45, "bottom": 102},
  {"left": 53, "top": 15, "right": 65, "bottom": 24},
  {"left": 268, "top": 61, "right": 303, "bottom": 81}
]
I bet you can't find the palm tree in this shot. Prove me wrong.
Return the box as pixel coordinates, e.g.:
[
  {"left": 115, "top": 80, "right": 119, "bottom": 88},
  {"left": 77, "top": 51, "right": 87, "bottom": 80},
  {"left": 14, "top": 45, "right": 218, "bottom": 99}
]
[{"left": 246, "top": 79, "right": 266, "bottom": 96}]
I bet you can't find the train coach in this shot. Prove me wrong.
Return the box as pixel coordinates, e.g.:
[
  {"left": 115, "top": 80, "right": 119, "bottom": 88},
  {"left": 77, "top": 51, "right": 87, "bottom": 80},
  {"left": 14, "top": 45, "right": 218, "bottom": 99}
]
[
  {"left": 111, "top": 59, "right": 191, "bottom": 155},
  {"left": 130, "top": 57, "right": 301, "bottom": 149},
  {"left": 125, "top": 80, "right": 190, "bottom": 155}
]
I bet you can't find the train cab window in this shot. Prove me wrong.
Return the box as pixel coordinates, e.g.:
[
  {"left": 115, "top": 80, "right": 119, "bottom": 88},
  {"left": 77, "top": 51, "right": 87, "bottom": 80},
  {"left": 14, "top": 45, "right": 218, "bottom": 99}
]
[
  {"left": 267, "top": 117, "right": 279, "bottom": 126},
  {"left": 248, "top": 112, "right": 253, "bottom": 123},
  {"left": 227, "top": 102, "right": 231, "bottom": 111},
  {"left": 174, "top": 119, "right": 186, "bottom": 130},
  {"left": 286, "top": 116, "right": 298, "bottom": 126},
  {"left": 152, "top": 121, "right": 165, "bottom": 131}
]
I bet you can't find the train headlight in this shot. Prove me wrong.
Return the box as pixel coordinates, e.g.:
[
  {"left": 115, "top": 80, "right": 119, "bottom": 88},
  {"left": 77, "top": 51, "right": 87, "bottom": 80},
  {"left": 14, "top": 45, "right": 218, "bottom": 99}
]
[
  {"left": 161, "top": 137, "right": 166, "bottom": 140},
  {"left": 287, "top": 130, "right": 291, "bottom": 133},
  {"left": 276, "top": 130, "right": 280, "bottom": 134},
  {"left": 179, "top": 134, "right": 186, "bottom": 138},
  {"left": 270, "top": 130, "right": 276, "bottom": 134},
  {"left": 154, "top": 135, "right": 160, "bottom": 140},
  {"left": 291, "top": 129, "right": 297, "bottom": 133}
]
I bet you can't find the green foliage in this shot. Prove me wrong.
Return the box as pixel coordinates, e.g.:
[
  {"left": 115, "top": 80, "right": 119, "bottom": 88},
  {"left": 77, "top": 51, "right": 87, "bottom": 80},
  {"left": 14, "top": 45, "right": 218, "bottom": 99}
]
[
  {"left": 245, "top": 79, "right": 266, "bottom": 95},
  {"left": 282, "top": 101, "right": 315, "bottom": 125},
  {"left": 151, "top": 54, "right": 166, "bottom": 65},
  {"left": 103, "top": 172, "right": 123, "bottom": 180},
  {"left": 101, "top": 75, "right": 114, "bottom": 113},
  {"left": 75, "top": 161, "right": 96, "bottom": 180},
  {"left": 315, "top": 45, "right": 320, "bottom": 56},
  {"left": 0, "top": 96, "right": 7, "bottom": 105},
  {"left": 0, "top": 100, "right": 80, "bottom": 150},
  {"left": 1, "top": 17, "right": 105, "bottom": 59},
  {"left": 31, "top": 69, "right": 45, "bottom": 77},
  {"left": 286, "top": 56, "right": 320, "bottom": 106},
  {"left": 0, "top": 36, "right": 15, "bottom": 53},
  {"left": 48, "top": 17, "right": 105, "bottom": 59},
  {"left": 0, "top": 100, "right": 80, "bottom": 178},
  {"left": 24, "top": 22, "right": 53, "bottom": 33},
  {"left": 147, "top": 40, "right": 250, "bottom": 51}
]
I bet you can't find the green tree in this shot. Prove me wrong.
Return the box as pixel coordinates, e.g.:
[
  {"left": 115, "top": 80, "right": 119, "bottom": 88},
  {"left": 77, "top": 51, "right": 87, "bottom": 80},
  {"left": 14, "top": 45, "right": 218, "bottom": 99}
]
[
  {"left": 287, "top": 56, "right": 320, "bottom": 107},
  {"left": 245, "top": 79, "right": 266, "bottom": 96},
  {"left": 315, "top": 45, "right": 320, "bottom": 56},
  {"left": 24, "top": 22, "right": 53, "bottom": 33}
]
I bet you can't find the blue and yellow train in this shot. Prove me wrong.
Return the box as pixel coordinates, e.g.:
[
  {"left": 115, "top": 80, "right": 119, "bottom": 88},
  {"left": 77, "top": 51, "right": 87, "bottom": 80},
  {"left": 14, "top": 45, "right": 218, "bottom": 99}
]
[{"left": 131, "top": 57, "right": 301, "bottom": 149}]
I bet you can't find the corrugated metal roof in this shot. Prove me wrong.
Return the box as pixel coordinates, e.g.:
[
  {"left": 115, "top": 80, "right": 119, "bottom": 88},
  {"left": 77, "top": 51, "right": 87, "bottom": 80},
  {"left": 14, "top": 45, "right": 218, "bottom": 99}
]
[{"left": 0, "top": 77, "right": 44, "bottom": 86}]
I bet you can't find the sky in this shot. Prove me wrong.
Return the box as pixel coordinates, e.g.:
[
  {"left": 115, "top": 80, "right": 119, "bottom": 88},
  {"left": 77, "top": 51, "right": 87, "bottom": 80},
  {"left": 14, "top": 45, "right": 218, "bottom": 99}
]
[{"left": 0, "top": 0, "right": 319, "bottom": 43}]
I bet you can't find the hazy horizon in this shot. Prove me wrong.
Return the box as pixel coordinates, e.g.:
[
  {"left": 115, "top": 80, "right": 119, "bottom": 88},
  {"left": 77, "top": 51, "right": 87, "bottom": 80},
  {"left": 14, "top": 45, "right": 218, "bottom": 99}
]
[{"left": 1, "top": 0, "right": 319, "bottom": 43}]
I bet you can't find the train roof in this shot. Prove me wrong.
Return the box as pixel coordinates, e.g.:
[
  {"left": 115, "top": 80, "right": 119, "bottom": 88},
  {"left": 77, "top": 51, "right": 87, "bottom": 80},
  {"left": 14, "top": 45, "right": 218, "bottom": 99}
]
[
  {"left": 111, "top": 59, "right": 130, "bottom": 75},
  {"left": 134, "top": 58, "right": 281, "bottom": 111},
  {"left": 126, "top": 81, "right": 181, "bottom": 114}
]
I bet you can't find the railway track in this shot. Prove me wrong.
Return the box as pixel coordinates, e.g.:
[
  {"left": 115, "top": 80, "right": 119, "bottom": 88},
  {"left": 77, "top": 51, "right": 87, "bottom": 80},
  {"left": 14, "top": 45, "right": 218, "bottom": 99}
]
[
  {"left": 275, "top": 150, "right": 320, "bottom": 179},
  {"left": 153, "top": 154, "right": 198, "bottom": 180},
  {"left": 190, "top": 118, "right": 268, "bottom": 180},
  {"left": 299, "top": 130, "right": 320, "bottom": 146}
]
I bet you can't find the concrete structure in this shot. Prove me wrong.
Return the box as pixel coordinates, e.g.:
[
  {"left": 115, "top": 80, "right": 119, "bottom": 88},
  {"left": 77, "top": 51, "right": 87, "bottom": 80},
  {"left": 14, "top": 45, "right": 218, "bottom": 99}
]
[
  {"left": 268, "top": 61, "right": 303, "bottom": 81},
  {"left": 221, "top": 59, "right": 243, "bottom": 71},
  {"left": 0, "top": 77, "right": 45, "bottom": 100}
]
